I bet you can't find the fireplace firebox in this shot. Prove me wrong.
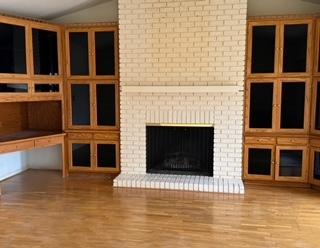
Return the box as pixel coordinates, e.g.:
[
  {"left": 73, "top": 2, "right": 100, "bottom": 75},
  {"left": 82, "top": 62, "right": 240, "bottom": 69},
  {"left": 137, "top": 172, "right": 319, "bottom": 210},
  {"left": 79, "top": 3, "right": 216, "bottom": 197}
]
[{"left": 146, "top": 125, "right": 214, "bottom": 176}]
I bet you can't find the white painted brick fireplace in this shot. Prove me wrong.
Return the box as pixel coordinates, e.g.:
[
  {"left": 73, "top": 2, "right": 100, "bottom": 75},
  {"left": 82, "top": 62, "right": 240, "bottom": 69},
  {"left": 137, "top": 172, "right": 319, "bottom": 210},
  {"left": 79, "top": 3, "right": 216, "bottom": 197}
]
[{"left": 114, "top": 0, "right": 248, "bottom": 193}]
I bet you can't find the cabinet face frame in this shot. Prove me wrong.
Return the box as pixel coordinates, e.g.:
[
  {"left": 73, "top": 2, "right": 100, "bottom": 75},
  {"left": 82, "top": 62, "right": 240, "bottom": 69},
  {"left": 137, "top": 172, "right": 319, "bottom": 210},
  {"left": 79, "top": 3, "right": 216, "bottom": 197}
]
[
  {"left": 247, "top": 21, "right": 279, "bottom": 78},
  {"left": 91, "top": 26, "right": 119, "bottom": 80},
  {"left": 276, "top": 78, "right": 311, "bottom": 133},
  {"left": 68, "top": 140, "right": 94, "bottom": 171},
  {"left": 279, "top": 19, "right": 314, "bottom": 77},
  {"left": 275, "top": 145, "right": 308, "bottom": 182},
  {"left": 0, "top": 16, "right": 30, "bottom": 79},
  {"left": 309, "top": 145, "right": 320, "bottom": 186},
  {"left": 245, "top": 79, "right": 277, "bottom": 133},
  {"left": 244, "top": 144, "right": 275, "bottom": 180},
  {"left": 29, "top": 22, "right": 63, "bottom": 80},
  {"left": 65, "top": 28, "right": 93, "bottom": 79},
  {"left": 93, "top": 140, "right": 120, "bottom": 172},
  {"left": 92, "top": 81, "right": 119, "bottom": 130},
  {"left": 67, "top": 81, "right": 93, "bottom": 129}
]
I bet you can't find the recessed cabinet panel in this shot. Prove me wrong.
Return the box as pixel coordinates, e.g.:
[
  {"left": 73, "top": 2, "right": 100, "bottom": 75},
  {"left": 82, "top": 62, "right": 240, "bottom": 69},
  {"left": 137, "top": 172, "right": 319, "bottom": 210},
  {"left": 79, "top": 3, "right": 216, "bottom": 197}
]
[
  {"left": 96, "top": 84, "right": 116, "bottom": 126},
  {"left": 251, "top": 25, "right": 276, "bottom": 74},
  {"left": 249, "top": 83, "right": 273, "bottom": 128},
  {"left": 97, "top": 144, "right": 116, "bottom": 168},
  {"left": 0, "top": 23, "right": 26, "bottom": 74},
  {"left": 69, "top": 32, "right": 89, "bottom": 76},
  {"left": 315, "top": 82, "right": 320, "bottom": 130},
  {"left": 279, "top": 150, "right": 303, "bottom": 177},
  {"left": 283, "top": 24, "right": 308, "bottom": 73},
  {"left": 95, "top": 31, "right": 115, "bottom": 76},
  {"left": 71, "top": 84, "right": 91, "bottom": 126},
  {"left": 280, "top": 82, "right": 305, "bottom": 129},
  {"left": 32, "top": 29, "right": 59, "bottom": 75},
  {"left": 248, "top": 148, "right": 272, "bottom": 175},
  {"left": 314, "top": 151, "right": 320, "bottom": 180},
  {"left": 0, "top": 83, "right": 28, "bottom": 93},
  {"left": 72, "top": 143, "right": 91, "bottom": 167},
  {"left": 34, "top": 84, "right": 59, "bottom": 93}
]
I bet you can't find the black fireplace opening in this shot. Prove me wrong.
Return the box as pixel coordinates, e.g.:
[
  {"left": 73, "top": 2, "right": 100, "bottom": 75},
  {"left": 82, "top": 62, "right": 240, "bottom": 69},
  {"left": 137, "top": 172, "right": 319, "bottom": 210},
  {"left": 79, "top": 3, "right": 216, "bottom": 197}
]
[{"left": 146, "top": 126, "right": 214, "bottom": 177}]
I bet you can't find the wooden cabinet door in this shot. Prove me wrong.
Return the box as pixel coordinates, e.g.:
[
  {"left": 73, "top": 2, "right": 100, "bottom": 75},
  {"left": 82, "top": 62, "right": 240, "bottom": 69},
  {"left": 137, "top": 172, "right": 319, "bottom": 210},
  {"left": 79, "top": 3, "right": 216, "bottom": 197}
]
[
  {"left": 276, "top": 79, "right": 310, "bottom": 133},
  {"left": 92, "top": 27, "right": 118, "bottom": 79},
  {"left": 245, "top": 79, "right": 276, "bottom": 132},
  {"left": 68, "top": 140, "right": 93, "bottom": 171},
  {"left": 66, "top": 29, "right": 92, "bottom": 78},
  {"left": 247, "top": 21, "right": 279, "bottom": 77},
  {"left": 93, "top": 140, "right": 120, "bottom": 172},
  {"left": 93, "top": 81, "right": 119, "bottom": 130},
  {"left": 279, "top": 20, "right": 313, "bottom": 77},
  {"left": 30, "top": 23, "right": 62, "bottom": 78},
  {"left": 309, "top": 146, "right": 320, "bottom": 186},
  {"left": 244, "top": 144, "right": 275, "bottom": 180},
  {"left": 275, "top": 146, "right": 308, "bottom": 182},
  {"left": 68, "top": 82, "right": 93, "bottom": 129},
  {"left": 311, "top": 79, "right": 320, "bottom": 134}
]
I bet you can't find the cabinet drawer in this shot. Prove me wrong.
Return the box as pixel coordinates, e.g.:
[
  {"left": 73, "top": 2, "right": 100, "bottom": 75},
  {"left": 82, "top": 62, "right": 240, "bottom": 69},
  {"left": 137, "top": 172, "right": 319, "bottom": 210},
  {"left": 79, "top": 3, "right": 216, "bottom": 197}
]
[
  {"left": 68, "top": 133, "right": 93, "bottom": 140},
  {"left": 35, "top": 136, "right": 64, "bottom": 148},
  {"left": 0, "top": 140, "right": 34, "bottom": 154},
  {"left": 94, "top": 132, "right": 119, "bottom": 141},
  {"left": 277, "top": 137, "right": 308, "bottom": 145},
  {"left": 245, "top": 137, "right": 276, "bottom": 144}
]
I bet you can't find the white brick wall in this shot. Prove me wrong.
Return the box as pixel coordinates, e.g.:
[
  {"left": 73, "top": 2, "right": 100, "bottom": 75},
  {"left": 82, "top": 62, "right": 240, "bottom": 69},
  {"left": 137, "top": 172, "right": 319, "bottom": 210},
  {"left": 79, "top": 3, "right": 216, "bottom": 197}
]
[{"left": 119, "top": 0, "right": 247, "bottom": 180}]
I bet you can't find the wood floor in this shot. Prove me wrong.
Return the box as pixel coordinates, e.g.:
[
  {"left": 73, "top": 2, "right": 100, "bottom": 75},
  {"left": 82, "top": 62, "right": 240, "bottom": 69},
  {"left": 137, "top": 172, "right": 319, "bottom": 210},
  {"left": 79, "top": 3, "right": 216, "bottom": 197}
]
[{"left": 0, "top": 170, "right": 320, "bottom": 248}]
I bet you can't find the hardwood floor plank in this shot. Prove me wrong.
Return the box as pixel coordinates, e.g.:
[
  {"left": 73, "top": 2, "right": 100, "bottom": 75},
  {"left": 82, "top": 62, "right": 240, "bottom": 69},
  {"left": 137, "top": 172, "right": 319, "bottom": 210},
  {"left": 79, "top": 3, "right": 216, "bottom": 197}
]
[{"left": 0, "top": 170, "right": 320, "bottom": 247}]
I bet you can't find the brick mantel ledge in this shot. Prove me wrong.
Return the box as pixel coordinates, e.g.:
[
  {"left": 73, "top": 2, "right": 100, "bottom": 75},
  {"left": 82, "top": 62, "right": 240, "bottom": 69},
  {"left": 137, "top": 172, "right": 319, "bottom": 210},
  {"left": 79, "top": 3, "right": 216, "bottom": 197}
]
[{"left": 121, "top": 85, "right": 242, "bottom": 93}]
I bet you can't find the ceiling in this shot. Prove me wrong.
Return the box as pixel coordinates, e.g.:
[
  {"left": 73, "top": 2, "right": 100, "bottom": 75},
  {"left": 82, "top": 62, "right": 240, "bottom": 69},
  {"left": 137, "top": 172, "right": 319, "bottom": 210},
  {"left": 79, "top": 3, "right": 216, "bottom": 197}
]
[
  {"left": 0, "top": 0, "right": 319, "bottom": 20},
  {"left": 0, "top": 0, "right": 112, "bottom": 19}
]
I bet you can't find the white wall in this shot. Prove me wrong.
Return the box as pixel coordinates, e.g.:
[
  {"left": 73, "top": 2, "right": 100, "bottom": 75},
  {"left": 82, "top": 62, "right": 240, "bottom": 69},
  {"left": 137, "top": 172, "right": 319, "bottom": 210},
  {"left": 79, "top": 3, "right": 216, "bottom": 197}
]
[
  {"left": 27, "top": 145, "right": 62, "bottom": 170},
  {"left": 248, "top": 0, "right": 320, "bottom": 16},
  {"left": 0, "top": 152, "right": 27, "bottom": 181},
  {"left": 52, "top": 0, "right": 118, "bottom": 23}
]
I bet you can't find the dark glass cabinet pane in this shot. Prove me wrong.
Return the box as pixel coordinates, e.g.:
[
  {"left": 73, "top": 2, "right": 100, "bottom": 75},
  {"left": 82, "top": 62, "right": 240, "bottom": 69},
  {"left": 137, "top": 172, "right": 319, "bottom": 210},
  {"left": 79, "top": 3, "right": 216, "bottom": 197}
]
[
  {"left": 97, "top": 144, "right": 116, "bottom": 168},
  {"left": 248, "top": 148, "right": 272, "bottom": 175},
  {"left": 279, "top": 150, "right": 303, "bottom": 177},
  {"left": 251, "top": 26, "right": 276, "bottom": 73},
  {"left": 0, "top": 84, "right": 28, "bottom": 92},
  {"left": 283, "top": 24, "right": 308, "bottom": 73},
  {"left": 71, "top": 84, "right": 90, "bottom": 125},
  {"left": 72, "top": 144, "right": 91, "bottom": 167},
  {"left": 35, "top": 84, "right": 59, "bottom": 93},
  {"left": 249, "top": 83, "right": 273, "bottom": 128},
  {"left": 315, "top": 82, "right": 320, "bottom": 130},
  {"left": 32, "top": 29, "right": 58, "bottom": 75},
  {"left": 69, "top": 32, "right": 89, "bottom": 75},
  {"left": 0, "top": 23, "right": 26, "bottom": 74},
  {"left": 96, "top": 84, "right": 116, "bottom": 126},
  {"left": 314, "top": 152, "right": 320, "bottom": 180},
  {"left": 95, "top": 31, "right": 115, "bottom": 75},
  {"left": 280, "top": 82, "right": 305, "bottom": 129}
]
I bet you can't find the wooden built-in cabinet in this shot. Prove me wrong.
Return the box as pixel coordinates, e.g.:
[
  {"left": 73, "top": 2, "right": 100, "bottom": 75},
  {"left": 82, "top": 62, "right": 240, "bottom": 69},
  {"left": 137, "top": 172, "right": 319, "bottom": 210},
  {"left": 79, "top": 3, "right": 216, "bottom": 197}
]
[
  {"left": 64, "top": 24, "right": 120, "bottom": 174},
  {"left": 245, "top": 17, "right": 319, "bottom": 186},
  {"left": 247, "top": 19, "right": 313, "bottom": 77},
  {"left": 68, "top": 132, "right": 119, "bottom": 173}
]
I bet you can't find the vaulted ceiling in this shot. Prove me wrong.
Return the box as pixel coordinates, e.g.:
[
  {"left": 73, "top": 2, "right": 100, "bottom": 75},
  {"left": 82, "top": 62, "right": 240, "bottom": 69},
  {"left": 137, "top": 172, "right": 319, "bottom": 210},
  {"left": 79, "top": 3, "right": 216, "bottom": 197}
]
[
  {"left": 0, "top": 0, "right": 319, "bottom": 20},
  {"left": 0, "top": 0, "right": 112, "bottom": 19}
]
